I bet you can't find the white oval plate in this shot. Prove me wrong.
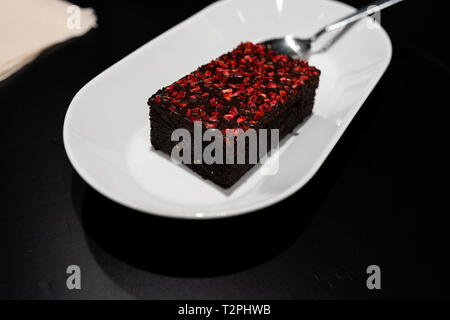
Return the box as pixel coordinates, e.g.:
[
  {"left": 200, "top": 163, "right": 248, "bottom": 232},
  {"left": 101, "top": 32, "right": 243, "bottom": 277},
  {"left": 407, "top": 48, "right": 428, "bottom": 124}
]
[{"left": 63, "top": 0, "right": 392, "bottom": 219}]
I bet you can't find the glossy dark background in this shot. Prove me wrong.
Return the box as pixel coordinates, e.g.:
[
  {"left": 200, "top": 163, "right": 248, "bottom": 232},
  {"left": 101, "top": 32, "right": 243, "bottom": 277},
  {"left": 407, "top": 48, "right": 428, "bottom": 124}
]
[{"left": 0, "top": 0, "right": 448, "bottom": 299}]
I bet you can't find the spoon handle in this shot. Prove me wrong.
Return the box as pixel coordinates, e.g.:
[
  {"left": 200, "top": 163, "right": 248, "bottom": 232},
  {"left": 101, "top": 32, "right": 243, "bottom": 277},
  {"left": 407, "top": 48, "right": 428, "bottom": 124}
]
[{"left": 312, "top": 0, "right": 404, "bottom": 41}]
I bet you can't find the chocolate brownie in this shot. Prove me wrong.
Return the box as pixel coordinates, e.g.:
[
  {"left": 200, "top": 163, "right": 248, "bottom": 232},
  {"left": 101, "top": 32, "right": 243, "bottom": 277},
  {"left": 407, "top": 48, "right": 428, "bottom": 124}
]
[{"left": 148, "top": 42, "right": 320, "bottom": 188}]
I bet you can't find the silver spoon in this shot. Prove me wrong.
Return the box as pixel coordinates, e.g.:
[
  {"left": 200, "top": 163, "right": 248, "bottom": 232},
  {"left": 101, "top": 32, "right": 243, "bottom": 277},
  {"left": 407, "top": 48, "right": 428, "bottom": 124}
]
[{"left": 260, "top": 0, "right": 404, "bottom": 59}]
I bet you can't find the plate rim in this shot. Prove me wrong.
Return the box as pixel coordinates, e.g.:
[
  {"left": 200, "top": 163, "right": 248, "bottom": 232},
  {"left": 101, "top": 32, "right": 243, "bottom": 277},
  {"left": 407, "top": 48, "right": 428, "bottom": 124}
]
[{"left": 63, "top": 0, "right": 393, "bottom": 220}]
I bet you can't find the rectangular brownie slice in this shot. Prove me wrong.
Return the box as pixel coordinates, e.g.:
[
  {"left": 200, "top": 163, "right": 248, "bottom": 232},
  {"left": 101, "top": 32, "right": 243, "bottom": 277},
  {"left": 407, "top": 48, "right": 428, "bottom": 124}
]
[{"left": 148, "top": 42, "right": 320, "bottom": 188}]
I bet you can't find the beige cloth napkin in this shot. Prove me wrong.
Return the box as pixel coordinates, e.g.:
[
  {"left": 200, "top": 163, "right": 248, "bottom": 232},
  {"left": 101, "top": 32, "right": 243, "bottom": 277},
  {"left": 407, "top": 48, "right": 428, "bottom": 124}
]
[{"left": 0, "top": 0, "right": 97, "bottom": 81}]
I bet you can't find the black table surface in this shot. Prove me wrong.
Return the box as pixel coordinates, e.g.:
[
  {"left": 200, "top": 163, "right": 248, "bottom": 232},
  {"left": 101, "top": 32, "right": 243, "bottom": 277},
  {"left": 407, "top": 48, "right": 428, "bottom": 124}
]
[{"left": 1, "top": 0, "right": 449, "bottom": 300}]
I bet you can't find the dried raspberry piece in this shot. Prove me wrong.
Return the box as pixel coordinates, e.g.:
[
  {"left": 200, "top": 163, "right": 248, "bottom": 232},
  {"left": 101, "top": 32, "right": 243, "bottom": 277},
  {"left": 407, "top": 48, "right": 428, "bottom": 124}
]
[
  {"left": 223, "top": 114, "right": 235, "bottom": 121},
  {"left": 205, "top": 123, "right": 218, "bottom": 128},
  {"left": 236, "top": 116, "right": 247, "bottom": 124},
  {"left": 176, "top": 91, "right": 186, "bottom": 99},
  {"left": 254, "top": 110, "right": 264, "bottom": 120},
  {"left": 209, "top": 98, "right": 217, "bottom": 107}
]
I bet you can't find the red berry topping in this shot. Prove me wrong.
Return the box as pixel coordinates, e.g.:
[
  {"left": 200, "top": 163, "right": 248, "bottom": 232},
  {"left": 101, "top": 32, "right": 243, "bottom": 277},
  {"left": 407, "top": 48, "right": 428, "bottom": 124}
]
[
  {"left": 223, "top": 114, "right": 235, "bottom": 121},
  {"left": 236, "top": 116, "right": 247, "bottom": 124},
  {"left": 152, "top": 41, "right": 320, "bottom": 131},
  {"left": 205, "top": 123, "right": 218, "bottom": 128}
]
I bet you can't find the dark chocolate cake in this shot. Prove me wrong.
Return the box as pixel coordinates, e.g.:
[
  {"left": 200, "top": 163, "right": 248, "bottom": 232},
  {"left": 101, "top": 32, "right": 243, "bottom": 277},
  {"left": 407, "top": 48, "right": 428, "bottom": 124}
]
[{"left": 148, "top": 42, "right": 320, "bottom": 188}]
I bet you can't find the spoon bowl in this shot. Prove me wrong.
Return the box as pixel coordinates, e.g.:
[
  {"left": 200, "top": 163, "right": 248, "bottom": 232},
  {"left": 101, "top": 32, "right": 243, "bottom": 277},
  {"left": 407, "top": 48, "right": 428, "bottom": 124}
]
[{"left": 261, "top": 36, "right": 312, "bottom": 60}]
